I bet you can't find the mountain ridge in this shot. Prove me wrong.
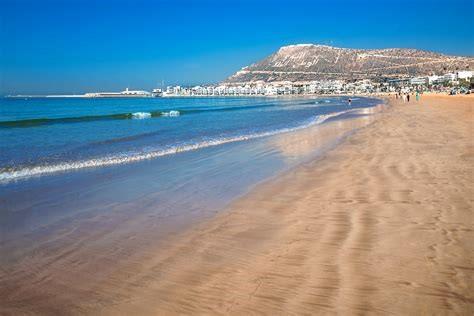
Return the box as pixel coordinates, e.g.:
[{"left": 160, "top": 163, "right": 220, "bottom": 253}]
[{"left": 224, "top": 44, "right": 474, "bottom": 83}]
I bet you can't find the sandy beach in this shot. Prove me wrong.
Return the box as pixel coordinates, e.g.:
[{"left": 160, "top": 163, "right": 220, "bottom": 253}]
[
  {"left": 94, "top": 94, "right": 472, "bottom": 315},
  {"left": 2, "top": 0, "right": 473, "bottom": 314},
  {"left": 1, "top": 95, "right": 473, "bottom": 315}
]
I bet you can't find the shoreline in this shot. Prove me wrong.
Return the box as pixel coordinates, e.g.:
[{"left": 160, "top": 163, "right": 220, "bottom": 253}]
[
  {"left": 97, "top": 94, "right": 473, "bottom": 314},
  {"left": 1, "top": 95, "right": 472, "bottom": 314},
  {"left": 0, "top": 97, "right": 381, "bottom": 184}
]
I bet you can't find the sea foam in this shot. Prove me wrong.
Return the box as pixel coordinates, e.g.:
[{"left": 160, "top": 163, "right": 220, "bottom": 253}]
[
  {"left": 132, "top": 112, "right": 152, "bottom": 119},
  {"left": 0, "top": 109, "right": 353, "bottom": 183},
  {"left": 161, "top": 110, "right": 180, "bottom": 117}
]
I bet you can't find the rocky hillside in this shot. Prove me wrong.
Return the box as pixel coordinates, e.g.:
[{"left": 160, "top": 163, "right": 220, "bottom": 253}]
[{"left": 224, "top": 44, "right": 474, "bottom": 83}]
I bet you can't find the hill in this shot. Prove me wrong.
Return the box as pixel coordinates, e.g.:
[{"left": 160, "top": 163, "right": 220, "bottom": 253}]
[{"left": 224, "top": 44, "right": 474, "bottom": 83}]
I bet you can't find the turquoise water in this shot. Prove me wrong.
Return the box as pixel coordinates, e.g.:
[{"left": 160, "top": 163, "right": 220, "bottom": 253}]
[
  {"left": 0, "top": 97, "right": 377, "bottom": 182},
  {"left": 0, "top": 96, "right": 383, "bottom": 264}
]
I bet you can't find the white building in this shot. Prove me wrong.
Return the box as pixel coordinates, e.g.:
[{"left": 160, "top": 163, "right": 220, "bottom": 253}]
[
  {"left": 410, "top": 77, "right": 428, "bottom": 85},
  {"left": 441, "top": 73, "right": 457, "bottom": 82},
  {"left": 120, "top": 88, "right": 151, "bottom": 96},
  {"left": 428, "top": 75, "right": 441, "bottom": 84},
  {"left": 85, "top": 88, "right": 151, "bottom": 98},
  {"left": 457, "top": 70, "right": 473, "bottom": 80}
]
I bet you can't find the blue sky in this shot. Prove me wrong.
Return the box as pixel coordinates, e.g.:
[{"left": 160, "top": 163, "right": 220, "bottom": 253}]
[{"left": 1, "top": 0, "right": 473, "bottom": 94}]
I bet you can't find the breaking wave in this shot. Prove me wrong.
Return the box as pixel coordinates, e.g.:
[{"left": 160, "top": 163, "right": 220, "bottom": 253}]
[
  {"left": 0, "top": 109, "right": 352, "bottom": 183},
  {"left": 160, "top": 110, "right": 180, "bottom": 117},
  {"left": 131, "top": 112, "right": 152, "bottom": 119},
  {"left": 0, "top": 103, "right": 277, "bottom": 129},
  {"left": 0, "top": 99, "right": 345, "bottom": 129}
]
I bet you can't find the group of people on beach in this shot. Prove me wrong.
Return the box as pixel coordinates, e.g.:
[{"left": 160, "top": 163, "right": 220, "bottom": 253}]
[{"left": 396, "top": 91, "right": 420, "bottom": 103}]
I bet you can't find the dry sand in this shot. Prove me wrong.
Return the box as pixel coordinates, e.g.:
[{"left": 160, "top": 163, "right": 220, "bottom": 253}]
[{"left": 1, "top": 95, "right": 473, "bottom": 315}]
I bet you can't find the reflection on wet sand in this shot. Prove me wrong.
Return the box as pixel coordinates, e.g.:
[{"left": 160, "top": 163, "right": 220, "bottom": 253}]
[{"left": 272, "top": 104, "right": 385, "bottom": 160}]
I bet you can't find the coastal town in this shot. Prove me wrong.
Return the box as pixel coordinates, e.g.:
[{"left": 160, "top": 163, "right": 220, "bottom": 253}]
[
  {"left": 154, "top": 70, "right": 473, "bottom": 97},
  {"left": 61, "top": 69, "right": 474, "bottom": 98},
  {"left": 6, "top": 70, "right": 473, "bottom": 99}
]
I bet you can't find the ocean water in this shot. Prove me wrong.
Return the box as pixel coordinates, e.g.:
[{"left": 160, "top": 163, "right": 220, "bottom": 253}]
[
  {"left": 1, "top": 96, "right": 376, "bottom": 182},
  {"left": 0, "top": 96, "right": 383, "bottom": 265}
]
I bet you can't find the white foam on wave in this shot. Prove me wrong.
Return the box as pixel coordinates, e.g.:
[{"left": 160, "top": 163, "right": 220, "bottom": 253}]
[
  {"left": 132, "top": 112, "right": 151, "bottom": 119},
  {"left": 161, "top": 110, "right": 180, "bottom": 117},
  {"left": 0, "top": 109, "right": 354, "bottom": 183},
  {"left": 314, "top": 99, "right": 332, "bottom": 105}
]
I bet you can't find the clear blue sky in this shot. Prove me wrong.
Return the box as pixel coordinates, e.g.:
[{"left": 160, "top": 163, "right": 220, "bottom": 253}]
[{"left": 1, "top": 0, "right": 473, "bottom": 94}]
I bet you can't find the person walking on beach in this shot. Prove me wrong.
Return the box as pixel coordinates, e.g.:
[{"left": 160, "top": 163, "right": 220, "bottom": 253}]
[
  {"left": 402, "top": 93, "right": 406, "bottom": 103},
  {"left": 406, "top": 93, "right": 410, "bottom": 102}
]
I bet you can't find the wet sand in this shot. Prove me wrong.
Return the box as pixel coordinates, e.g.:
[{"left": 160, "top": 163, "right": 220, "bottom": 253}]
[
  {"left": 99, "top": 95, "right": 473, "bottom": 315},
  {"left": 1, "top": 95, "right": 473, "bottom": 314}
]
